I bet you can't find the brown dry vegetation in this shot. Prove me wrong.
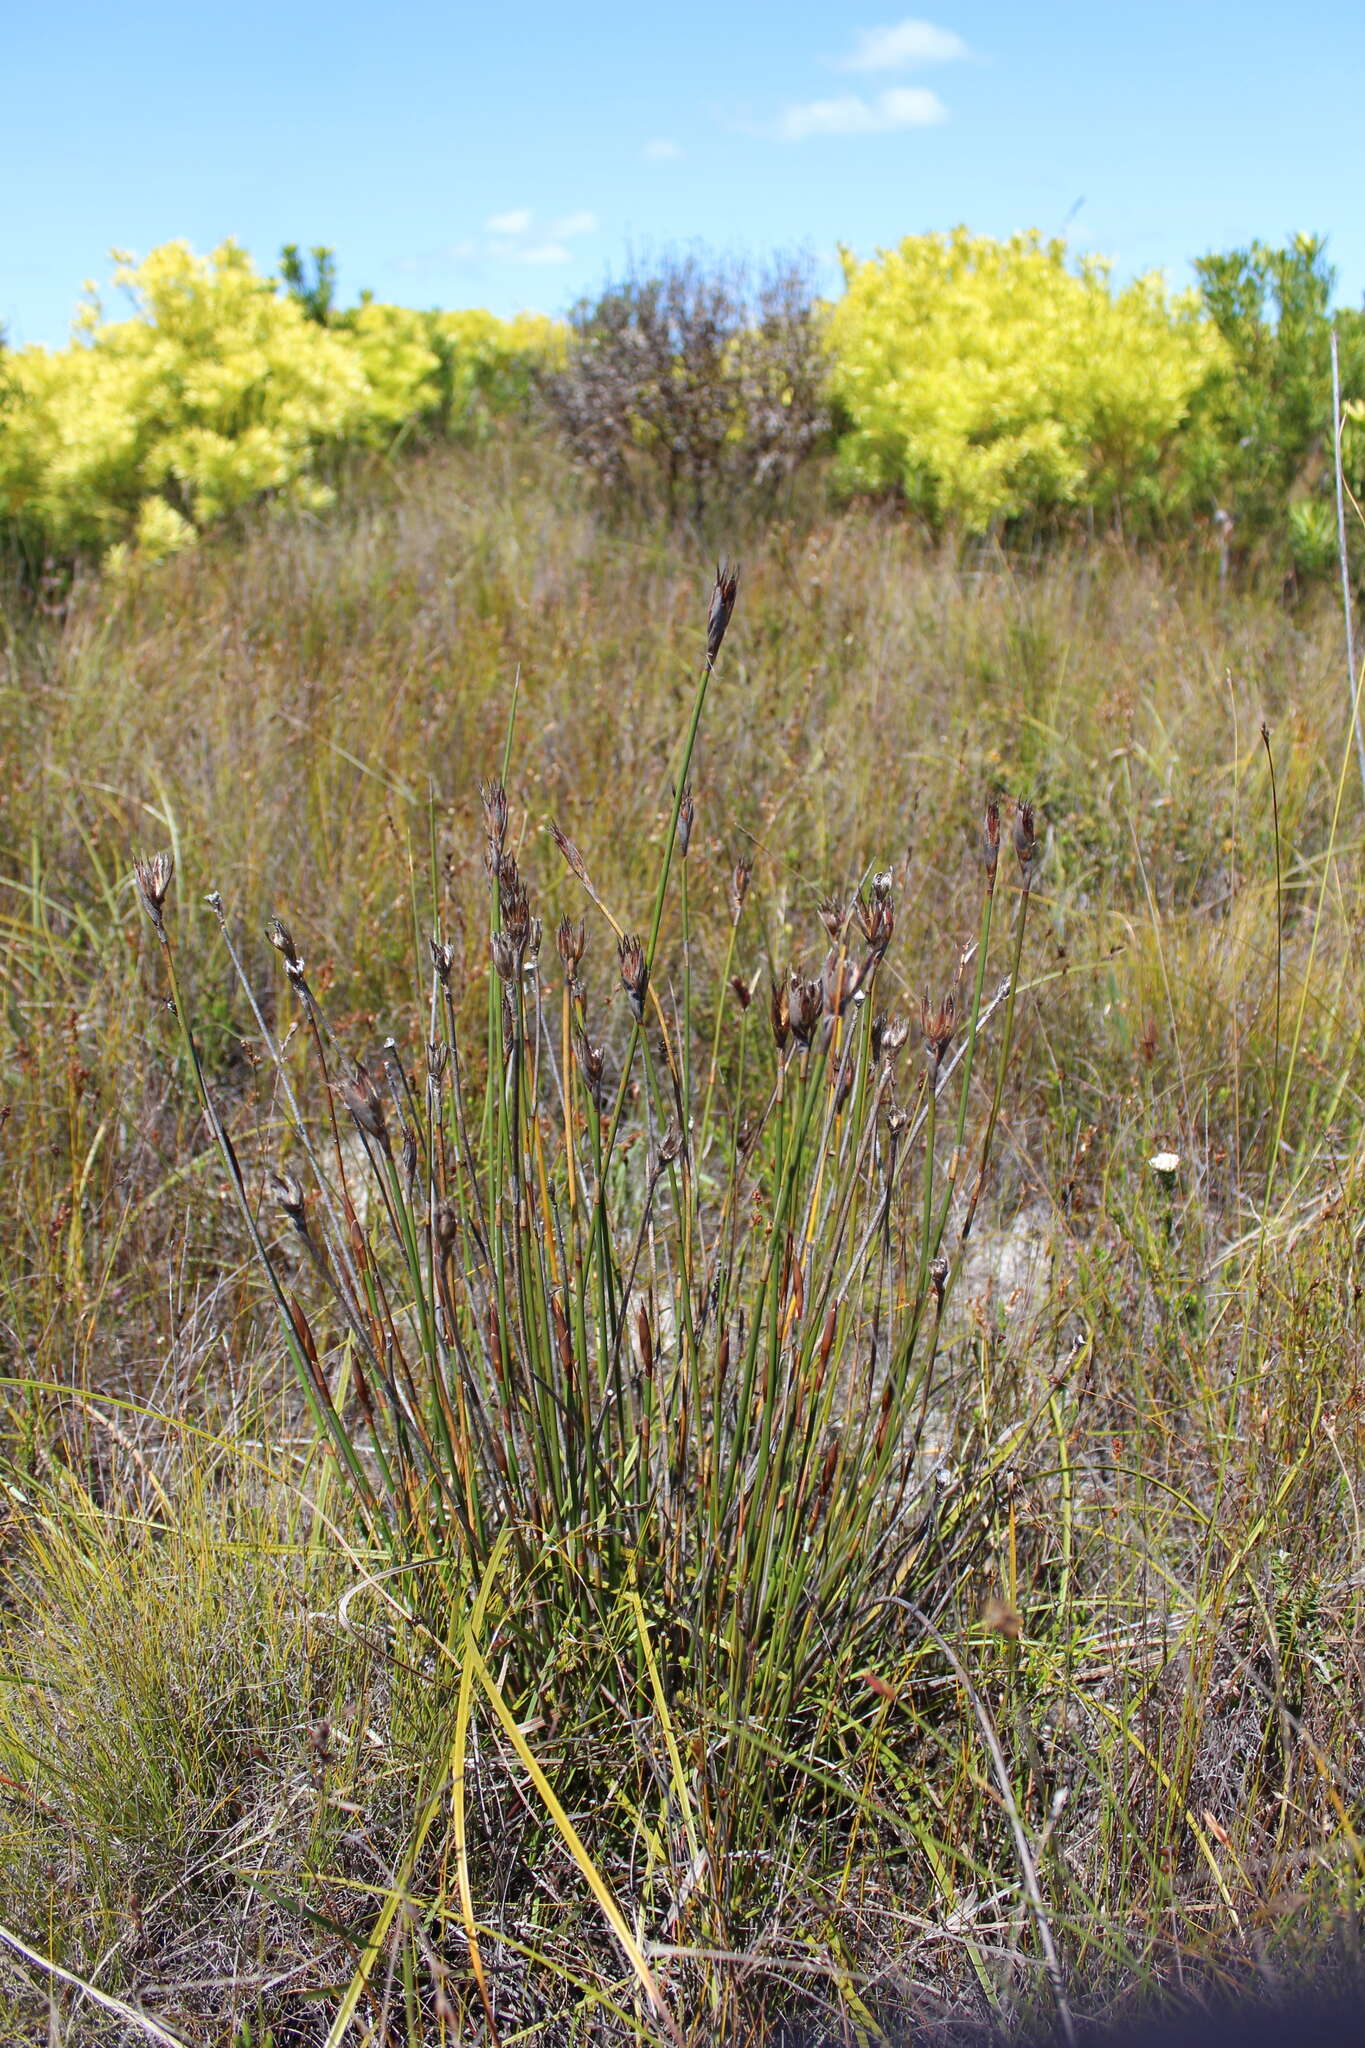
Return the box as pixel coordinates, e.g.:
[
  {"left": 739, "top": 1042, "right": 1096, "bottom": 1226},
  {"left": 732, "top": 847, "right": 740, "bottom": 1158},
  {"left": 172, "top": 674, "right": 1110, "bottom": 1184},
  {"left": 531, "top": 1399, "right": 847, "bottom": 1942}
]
[{"left": 2, "top": 433, "right": 1364, "bottom": 2046}]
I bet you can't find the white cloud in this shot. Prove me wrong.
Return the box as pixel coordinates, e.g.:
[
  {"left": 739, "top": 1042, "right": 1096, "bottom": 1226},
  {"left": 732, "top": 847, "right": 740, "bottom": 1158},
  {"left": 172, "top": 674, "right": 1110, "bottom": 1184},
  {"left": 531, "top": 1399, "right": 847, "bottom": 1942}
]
[
  {"left": 836, "top": 18, "right": 969, "bottom": 71},
  {"left": 643, "top": 137, "right": 682, "bottom": 161},
  {"left": 775, "top": 86, "right": 947, "bottom": 139},
  {"left": 483, "top": 209, "right": 594, "bottom": 260}
]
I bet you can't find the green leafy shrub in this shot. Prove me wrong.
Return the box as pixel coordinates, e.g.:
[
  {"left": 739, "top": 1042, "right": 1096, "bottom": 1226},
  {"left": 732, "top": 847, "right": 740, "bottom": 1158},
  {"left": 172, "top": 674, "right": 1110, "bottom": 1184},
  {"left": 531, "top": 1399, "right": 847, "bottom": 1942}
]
[
  {"left": 826, "top": 227, "right": 1225, "bottom": 531},
  {"left": 1188, "top": 234, "right": 1365, "bottom": 568}
]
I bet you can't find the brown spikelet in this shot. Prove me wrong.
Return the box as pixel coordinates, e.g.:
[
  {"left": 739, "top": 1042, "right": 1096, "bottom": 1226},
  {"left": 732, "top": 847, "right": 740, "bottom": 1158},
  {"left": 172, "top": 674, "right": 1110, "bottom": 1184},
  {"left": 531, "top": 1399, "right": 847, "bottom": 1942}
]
[
  {"left": 854, "top": 879, "right": 894, "bottom": 960},
  {"left": 1013, "top": 798, "right": 1038, "bottom": 878},
  {"left": 677, "top": 786, "right": 695, "bottom": 859},
  {"left": 433, "top": 1198, "right": 459, "bottom": 1259},
  {"left": 618, "top": 933, "right": 648, "bottom": 1020},
  {"left": 480, "top": 779, "right": 509, "bottom": 852},
  {"left": 769, "top": 976, "right": 791, "bottom": 1050},
  {"left": 267, "top": 1169, "right": 308, "bottom": 1232},
  {"left": 788, "top": 973, "right": 822, "bottom": 1049},
  {"left": 728, "top": 855, "right": 753, "bottom": 924},
  {"left": 920, "top": 991, "right": 956, "bottom": 1070},
  {"left": 982, "top": 797, "right": 1001, "bottom": 889},
  {"left": 706, "top": 560, "right": 740, "bottom": 665},
  {"left": 552, "top": 820, "right": 590, "bottom": 885},
  {"left": 339, "top": 1066, "right": 390, "bottom": 1154},
  {"left": 556, "top": 916, "right": 586, "bottom": 978},
  {"left": 133, "top": 850, "right": 175, "bottom": 937},
  {"left": 575, "top": 1031, "right": 606, "bottom": 1109}
]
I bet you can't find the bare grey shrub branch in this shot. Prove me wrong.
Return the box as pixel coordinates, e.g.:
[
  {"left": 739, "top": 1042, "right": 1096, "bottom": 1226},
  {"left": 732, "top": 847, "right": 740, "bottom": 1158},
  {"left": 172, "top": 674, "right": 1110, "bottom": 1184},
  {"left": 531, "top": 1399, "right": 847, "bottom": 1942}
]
[{"left": 544, "top": 250, "right": 830, "bottom": 520}]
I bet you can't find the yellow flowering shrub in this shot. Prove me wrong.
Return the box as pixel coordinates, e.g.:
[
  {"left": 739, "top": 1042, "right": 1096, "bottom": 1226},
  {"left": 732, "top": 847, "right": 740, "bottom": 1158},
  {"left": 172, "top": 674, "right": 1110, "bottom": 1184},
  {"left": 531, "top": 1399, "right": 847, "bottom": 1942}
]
[
  {"left": 337, "top": 304, "right": 561, "bottom": 439},
  {"left": 827, "top": 229, "right": 1227, "bottom": 530},
  {"left": 427, "top": 309, "right": 565, "bottom": 436},
  {"left": 0, "top": 243, "right": 564, "bottom": 563},
  {"left": 0, "top": 241, "right": 371, "bottom": 558},
  {"left": 341, "top": 302, "right": 444, "bottom": 430}
]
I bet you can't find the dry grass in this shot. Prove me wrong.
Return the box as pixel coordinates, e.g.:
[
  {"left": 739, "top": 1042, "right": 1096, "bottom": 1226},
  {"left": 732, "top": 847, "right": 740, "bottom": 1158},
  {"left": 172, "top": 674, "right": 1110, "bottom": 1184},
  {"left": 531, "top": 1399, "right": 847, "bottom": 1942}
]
[{"left": 2, "top": 433, "right": 1364, "bottom": 2045}]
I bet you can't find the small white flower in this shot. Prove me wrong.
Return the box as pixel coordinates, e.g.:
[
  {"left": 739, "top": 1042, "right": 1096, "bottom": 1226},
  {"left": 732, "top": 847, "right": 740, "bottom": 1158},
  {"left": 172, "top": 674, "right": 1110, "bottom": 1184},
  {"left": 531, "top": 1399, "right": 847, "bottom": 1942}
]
[{"left": 1149, "top": 1150, "right": 1180, "bottom": 1178}]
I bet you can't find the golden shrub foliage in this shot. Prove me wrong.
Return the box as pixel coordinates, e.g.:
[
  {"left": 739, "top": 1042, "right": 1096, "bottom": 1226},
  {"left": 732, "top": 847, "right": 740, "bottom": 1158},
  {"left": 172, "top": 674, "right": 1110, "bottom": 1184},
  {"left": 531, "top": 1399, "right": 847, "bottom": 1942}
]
[
  {"left": 0, "top": 241, "right": 561, "bottom": 563},
  {"left": 827, "top": 228, "right": 1228, "bottom": 529}
]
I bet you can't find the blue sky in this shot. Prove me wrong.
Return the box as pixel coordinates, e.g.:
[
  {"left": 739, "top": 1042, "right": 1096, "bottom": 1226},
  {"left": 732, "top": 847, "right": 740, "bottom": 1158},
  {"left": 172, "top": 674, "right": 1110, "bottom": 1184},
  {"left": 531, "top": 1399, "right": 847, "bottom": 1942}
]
[{"left": 3, "top": 1, "right": 1362, "bottom": 347}]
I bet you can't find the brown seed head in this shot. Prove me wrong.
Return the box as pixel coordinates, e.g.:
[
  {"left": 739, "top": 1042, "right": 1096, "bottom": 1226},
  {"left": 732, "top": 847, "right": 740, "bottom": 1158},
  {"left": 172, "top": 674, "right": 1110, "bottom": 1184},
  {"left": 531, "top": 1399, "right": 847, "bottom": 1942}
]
[
  {"left": 1013, "top": 798, "right": 1038, "bottom": 877},
  {"left": 656, "top": 1122, "right": 684, "bottom": 1167},
  {"left": 575, "top": 1031, "right": 606, "bottom": 1109},
  {"left": 788, "top": 972, "right": 823, "bottom": 1049},
  {"left": 618, "top": 933, "right": 648, "bottom": 1020},
  {"left": 339, "top": 1066, "right": 389, "bottom": 1151},
  {"left": 729, "top": 974, "right": 752, "bottom": 1010},
  {"left": 854, "top": 886, "right": 894, "bottom": 960},
  {"left": 881, "top": 1013, "right": 910, "bottom": 1058},
  {"left": 551, "top": 821, "right": 590, "bottom": 886},
  {"left": 433, "top": 1198, "right": 459, "bottom": 1258},
  {"left": 266, "top": 915, "right": 306, "bottom": 982},
  {"left": 430, "top": 936, "right": 456, "bottom": 987},
  {"left": 728, "top": 855, "right": 753, "bottom": 926},
  {"left": 556, "top": 916, "right": 586, "bottom": 978},
  {"left": 930, "top": 1256, "right": 949, "bottom": 1311},
  {"left": 921, "top": 990, "right": 956, "bottom": 1069},
  {"left": 133, "top": 851, "right": 175, "bottom": 934},
  {"left": 769, "top": 976, "right": 790, "bottom": 1050},
  {"left": 706, "top": 560, "right": 740, "bottom": 666},
  {"left": 818, "top": 896, "right": 847, "bottom": 940},
  {"left": 677, "top": 786, "right": 695, "bottom": 859},
  {"left": 480, "top": 778, "right": 509, "bottom": 853},
  {"left": 498, "top": 854, "right": 530, "bottom": 942},
  {"left": 267, "top": 1169, "right": 307, "bottom": 1229},
  {"left": 490, "top": 931, "right": 518, "bottom": 984},
  {"left": 982, "top": 797, "right": 1001, "bottom": 885}
]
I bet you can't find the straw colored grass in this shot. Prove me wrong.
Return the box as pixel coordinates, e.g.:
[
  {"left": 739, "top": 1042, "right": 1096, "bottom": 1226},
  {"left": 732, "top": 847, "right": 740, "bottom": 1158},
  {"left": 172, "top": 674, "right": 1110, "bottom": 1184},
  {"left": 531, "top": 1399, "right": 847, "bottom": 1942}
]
[{"left": 2, "top": 433, "right": 1364, "bottom": 2044}]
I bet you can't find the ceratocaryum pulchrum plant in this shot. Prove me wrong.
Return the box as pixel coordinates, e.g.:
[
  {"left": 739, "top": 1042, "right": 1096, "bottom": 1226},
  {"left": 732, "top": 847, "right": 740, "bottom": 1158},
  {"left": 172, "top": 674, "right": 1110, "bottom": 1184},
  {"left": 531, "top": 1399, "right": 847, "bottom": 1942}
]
[{"left": 133, "top": 562, "right": 1048, "bottom": 2007}]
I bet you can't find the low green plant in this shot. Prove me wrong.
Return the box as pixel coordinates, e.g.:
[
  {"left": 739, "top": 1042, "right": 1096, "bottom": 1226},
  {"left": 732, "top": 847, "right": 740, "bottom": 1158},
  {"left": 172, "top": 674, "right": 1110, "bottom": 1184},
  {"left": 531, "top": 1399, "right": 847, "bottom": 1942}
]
[{"left": 129, "top": 568, "right": 1062, "bottom": 2037}]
